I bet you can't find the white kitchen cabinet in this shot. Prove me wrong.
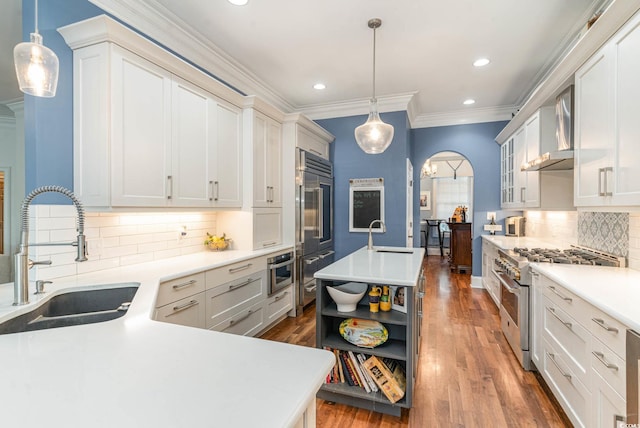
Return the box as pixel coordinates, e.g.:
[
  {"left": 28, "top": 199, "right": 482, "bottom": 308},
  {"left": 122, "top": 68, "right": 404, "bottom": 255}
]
[
  {"left": 154, "top": 272, "right": 207, "bottom": 328},
  {"left": 575, "top": 11, "right": 640, "bottom": 207},
  {"left": 265, "top": 285, "right": 294, "bottom": 325},
  {"left": 481, "top": 239, "right": 499, "bottom": 307},
  {"left": 67, "top": 32, "right": 242, "bottom": 208},
  {"left": 205, "top": 271, "right": 265, "bottom": 329},
  {"left": 530, "top": 270, "right": 543, "bottom": 369},
  {"left": 500, "top": 137, "right": 515, "bottom": 208},
  {"left": 591, "top": 368, "right": 626, "bottom": 428},
  {"left": 250, "top": 110, "right": 282, "bottom": 208},
  {"left": 253, "top": 208, "right": 282, "bottom": 250}
]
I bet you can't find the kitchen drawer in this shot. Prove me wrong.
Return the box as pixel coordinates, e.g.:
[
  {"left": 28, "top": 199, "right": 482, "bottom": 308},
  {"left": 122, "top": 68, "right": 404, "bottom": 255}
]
[
  {"left": 205, "top": 256, "right": 266, "bottom": 290},
  {"left": 541, "top": 276, "right": 590, "bottom": 326},
  {"left": 591, "top": 367, "right": 626, "bottom": 428},
  {"left": 265, "top": 285, "right": 293, "bottom": 325},
  {"left": 156, "top": 272, "right": 206, "bottom": 307},
  {"left": 543, "top": 296, "right": 590, "bottom": 385},
  {"left": 543, "top": 338, "right": 590, "bottom": 428},
  {"left": 589, "top": 308, "right": 627, "bottom": 359},
  {"left": 591, "top": 336, "right": 626, "bottom": 399},
  {"left": 209, "top": 301, "right": 264, "bottom": 336},
  {"left": 205, "top": 271, "right": 265, "bottom": 329},
  {"left": 155, "top": 291, "right": 206, "bottom": 328}
]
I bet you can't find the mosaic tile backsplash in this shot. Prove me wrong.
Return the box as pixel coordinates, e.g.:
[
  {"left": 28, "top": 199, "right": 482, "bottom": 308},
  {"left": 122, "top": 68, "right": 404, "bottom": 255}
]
[{"left": 577, "top": 212, "right": 629, "bottom": 257}]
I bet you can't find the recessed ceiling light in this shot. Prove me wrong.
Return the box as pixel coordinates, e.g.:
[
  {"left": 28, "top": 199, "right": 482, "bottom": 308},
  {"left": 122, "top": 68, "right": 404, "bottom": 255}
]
[
  {"left": 228, "top": 0, "right": 248, "bottom": 5},
  {"left": 463, "top": 99, "right": 476, "bottom": 105},
  {"left": 313, "top": 83, "right": 326, "bottom": 90},
  {"left": 473, "top": 58, "right": 490, "bottom": 67}
]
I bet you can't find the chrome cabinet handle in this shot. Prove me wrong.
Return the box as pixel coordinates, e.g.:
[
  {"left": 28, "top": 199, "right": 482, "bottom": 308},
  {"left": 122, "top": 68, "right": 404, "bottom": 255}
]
[
  {"left": 592, "top": 318, "right": 619, "bottom": 333},
  {"left": 520, "top": 187, "right": 525, "bottom": 203},
  {"left": 592, "top": 351, "right": 619, "bottom": 371},
  {"left": 166, "top": 175, "right": 173, "bottom": 200},
  {"left": 209, "top": 180, "right": 214, "bottom": 201},
  {"left": 229, "top": 263, "right": 252, "bottom": 273},
  {"left": 229, "top": 278, "right": 254, "bottom": 291},
  {"left": 172, "top": 299, "right": 198, "bottom": 313},
  {"left": 548, "top": 285, "right": 572, "bottom": 302},
  {"left": 547, "top": 307, "right": 572, "bottom": 329},
  {"left": 546, "top": 352, "right": 571, "bottom": 381},
  {"left": 603, "top": 166, "right": 613, "bottom": 196},
  {"left": 274, "top": 292, "right": 288, "bottom": 302},
  {"left": 214, "top": 181, "right": 219, "bottom": 201},
  {"left": 172, "top": 279, "right": 196, "bottom": 290},
  {"left": 598, "top": 168, "right": 605, "bottom": 196},
  {"left": 229, "top": 309, "right": 253, "bottom": 325}
]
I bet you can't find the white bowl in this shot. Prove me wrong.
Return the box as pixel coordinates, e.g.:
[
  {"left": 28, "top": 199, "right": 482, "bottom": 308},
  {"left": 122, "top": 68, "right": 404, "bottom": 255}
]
[{"left": 326, "top": 282, "right": 368, "bottom": 312}]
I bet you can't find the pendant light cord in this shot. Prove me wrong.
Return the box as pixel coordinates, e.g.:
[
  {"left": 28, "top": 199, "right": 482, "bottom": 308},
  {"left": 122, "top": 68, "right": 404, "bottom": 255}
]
[
  {"left": 372, "top": 24, "right": 376, "bottom": 101},
  {"left": 34, "top": 0, "right": 39, "bottom": 34}
]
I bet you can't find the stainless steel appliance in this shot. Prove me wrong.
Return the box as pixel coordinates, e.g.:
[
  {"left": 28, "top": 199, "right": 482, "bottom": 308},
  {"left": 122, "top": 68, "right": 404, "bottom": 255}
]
[
  {"left": 295, "top": 150, "right": 334, "bottom": 313},
  {"left": 505, "top": 216, "right": 526, "bottom": 237},
  {"left": 627, "top": 329, "right": 640, "bottom": 424},
  {"left": 267, "top": 251, "right": 294, "bottom": 296},
  {"left": 493, "top": 245, "right": 625, "bottom": 370}
]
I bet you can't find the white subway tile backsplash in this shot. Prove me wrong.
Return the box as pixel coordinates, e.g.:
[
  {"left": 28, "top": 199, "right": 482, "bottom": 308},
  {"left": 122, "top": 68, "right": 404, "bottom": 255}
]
[{"left": 27, "top": 207, "right": 218, "bottom": 280}]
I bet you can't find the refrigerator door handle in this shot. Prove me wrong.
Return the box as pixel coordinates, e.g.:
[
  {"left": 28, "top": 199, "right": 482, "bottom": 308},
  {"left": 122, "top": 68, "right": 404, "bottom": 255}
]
[{"left": 317, "top": 187, "right": 323, "bottom": 240}]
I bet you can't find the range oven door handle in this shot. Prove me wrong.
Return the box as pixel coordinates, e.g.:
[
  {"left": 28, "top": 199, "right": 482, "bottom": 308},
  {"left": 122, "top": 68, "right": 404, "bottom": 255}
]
[{"left": 492, "top": 269, "right": 519, "bottom": 295}]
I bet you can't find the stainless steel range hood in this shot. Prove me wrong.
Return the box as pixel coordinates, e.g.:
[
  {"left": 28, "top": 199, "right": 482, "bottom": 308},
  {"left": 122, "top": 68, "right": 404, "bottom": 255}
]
[
  {"left": 522, "top": 85, "right": 574, "bottom": 172},
  {"left": 521, "top": 150, "right": 574, "bottom": 171}
]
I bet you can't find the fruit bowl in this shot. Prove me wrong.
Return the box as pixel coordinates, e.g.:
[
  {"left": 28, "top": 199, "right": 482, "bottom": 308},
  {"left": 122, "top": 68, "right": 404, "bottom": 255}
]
[
  {"left": 326, "top": 282, "right": 367, "bottom": 312},
  {"left": 204, "top": 233, "right": 231, "bottom": 251}
]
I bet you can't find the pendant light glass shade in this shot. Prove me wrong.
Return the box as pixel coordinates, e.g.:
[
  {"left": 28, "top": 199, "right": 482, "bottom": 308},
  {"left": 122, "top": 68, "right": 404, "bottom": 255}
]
[
  {"left": 14, "top": 0, "right": 59, "bottom": 98},
  {"left": 355, "top": 99, "right": 394, "bottom": 154},
  {"left": 355, "top": 18, "right": 394, "bottom": 154}
]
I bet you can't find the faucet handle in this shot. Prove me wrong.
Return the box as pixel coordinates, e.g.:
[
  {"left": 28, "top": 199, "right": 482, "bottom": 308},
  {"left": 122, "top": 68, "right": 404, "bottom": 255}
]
[
  {"left": 28, "top": 259, "right": 53, "bottom": 269},
  {"left": 35, "top": 280, "right": 52, "bottom": 294}
]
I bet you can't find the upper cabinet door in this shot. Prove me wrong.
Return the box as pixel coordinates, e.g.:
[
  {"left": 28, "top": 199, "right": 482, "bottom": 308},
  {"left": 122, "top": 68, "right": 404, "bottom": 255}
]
[
  {"left": 171, "top": 77, "right": 211, "bottom": 207},
  {"left": 252, "top": 112, "right": 282, "bottom": 208},
  {"left": 266, "top": 120, "right": 282, "bottom": 207},
  {"left": 611, "top": 13, "right": 640, "bottom": 205},
  {"left": 212, "top": 101, "right": 242, "bottom": 207},
  {"left": 523, "top": 113, "right": 541, "bottom": 208},
  {"left": 574, "top": 45, "right": 615, "bottom": 207},
  {"left": 111, "top": 46, "right": 172, "bottom": 207}
]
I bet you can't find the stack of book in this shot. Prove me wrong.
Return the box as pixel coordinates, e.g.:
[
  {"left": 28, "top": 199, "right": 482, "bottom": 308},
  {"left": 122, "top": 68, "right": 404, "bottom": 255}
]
[{"left": 324, "top": 348, "right": 406, "bottom": 403}]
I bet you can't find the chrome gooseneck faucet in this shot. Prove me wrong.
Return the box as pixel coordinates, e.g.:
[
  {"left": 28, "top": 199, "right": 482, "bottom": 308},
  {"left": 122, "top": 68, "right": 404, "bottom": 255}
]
[
  {"left": 367, "top": 219, "right": 386, "bottom": 250},
  {"left": 14, "top": 186, "right": 88, "bottom": 306}
]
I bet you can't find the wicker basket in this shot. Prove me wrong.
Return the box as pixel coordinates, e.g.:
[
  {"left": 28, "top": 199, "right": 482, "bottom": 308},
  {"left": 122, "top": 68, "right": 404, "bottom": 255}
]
[{"left": 206, "top": 239, "right": 231, "bottom": 251}]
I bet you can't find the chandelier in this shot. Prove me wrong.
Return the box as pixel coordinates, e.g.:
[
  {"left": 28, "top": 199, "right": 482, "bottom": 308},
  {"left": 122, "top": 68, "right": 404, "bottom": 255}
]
[{"left": 421, "top": 160, "right": 437, "bottom": 178}]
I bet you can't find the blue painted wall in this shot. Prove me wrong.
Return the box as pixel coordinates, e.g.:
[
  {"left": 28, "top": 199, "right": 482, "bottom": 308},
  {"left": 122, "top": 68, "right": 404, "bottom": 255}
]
[
  {"left": 411, "top": 121, "right": 508, "bottom": 276},
  {"left": 318, "top": 111, "right": 410, "bottom": 260},
  {"left": 22, "top": 0, "right": 104, "bottom": 204}
]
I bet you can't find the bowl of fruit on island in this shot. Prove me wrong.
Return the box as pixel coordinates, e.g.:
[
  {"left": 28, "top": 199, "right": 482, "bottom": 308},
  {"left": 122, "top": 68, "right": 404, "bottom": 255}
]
[{"left": 205, "top": 233, "right": 231, "bottom": 251}]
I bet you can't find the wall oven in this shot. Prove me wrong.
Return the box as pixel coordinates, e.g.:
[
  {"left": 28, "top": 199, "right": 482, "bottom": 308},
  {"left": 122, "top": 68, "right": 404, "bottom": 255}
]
[{"left": 267, "top": 251, "right": 294, "bottom": 296}]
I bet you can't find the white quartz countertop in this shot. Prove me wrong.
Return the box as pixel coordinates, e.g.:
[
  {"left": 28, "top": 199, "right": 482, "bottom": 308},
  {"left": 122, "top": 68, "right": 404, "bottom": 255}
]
[
  {"left": 530, "top": 263, "right": 640, "bottom": 334},
  {"left": 481, "top": 234, "right": 572, "bottom": 251},
  {"left": 314, "top": 246, "right": 425, "bottom": 286},
  {"left": 0, "top": 246, "right": 335, "bottom": 428}
]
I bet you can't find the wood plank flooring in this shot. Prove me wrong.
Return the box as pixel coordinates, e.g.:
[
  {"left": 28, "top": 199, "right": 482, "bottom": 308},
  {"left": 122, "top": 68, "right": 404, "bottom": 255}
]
[{"left": 260, "top": 255, "right": 570, "bottom": 427}]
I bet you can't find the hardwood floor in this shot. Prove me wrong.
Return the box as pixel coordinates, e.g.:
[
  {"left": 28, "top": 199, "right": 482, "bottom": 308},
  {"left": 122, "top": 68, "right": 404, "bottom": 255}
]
[{"left": 260, "top": 255, "right": 570, "bottom": 427}]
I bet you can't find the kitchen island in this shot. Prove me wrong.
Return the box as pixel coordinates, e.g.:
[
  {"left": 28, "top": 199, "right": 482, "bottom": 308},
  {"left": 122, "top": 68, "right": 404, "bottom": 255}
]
[
  {"left": 0, "top": 248, "right": 335, "bottom": 428},
  {"left": 314, "top": 246, "right": 425, "bottom": 416}
]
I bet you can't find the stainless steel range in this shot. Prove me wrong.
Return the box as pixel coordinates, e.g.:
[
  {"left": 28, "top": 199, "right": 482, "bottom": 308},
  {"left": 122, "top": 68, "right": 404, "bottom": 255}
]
[{"left": 492, "top": 245, "right": 625, "bottom": 370}]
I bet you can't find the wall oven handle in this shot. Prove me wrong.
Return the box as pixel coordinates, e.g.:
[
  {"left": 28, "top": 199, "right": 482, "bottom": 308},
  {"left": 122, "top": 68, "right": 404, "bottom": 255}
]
[
  {"left": 592, "top": 318, "right": 619, "bottom": 333},
  {"left": 546, "top": 352, "right": 572, "bottom": 381},
  {"left": 268, "top": 259, "right": 294, "bottom": 270},
  {"left": 547, "top": 306, "right": 572, "bottom": 329},
  {"left": 592, "top": 351, "right": 619, "bottom": 371},
  {"left": 548, "top": 285, "right": 572, "bottom": 302}
]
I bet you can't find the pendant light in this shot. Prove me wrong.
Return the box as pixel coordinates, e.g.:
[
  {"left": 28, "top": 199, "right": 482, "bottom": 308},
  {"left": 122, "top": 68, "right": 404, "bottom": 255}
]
[
  {"left": 354, "top": 18, "right": 394, "bottom": 154},
  {"left": 14, "top": 0, "right": 59, "bottom": 98}
]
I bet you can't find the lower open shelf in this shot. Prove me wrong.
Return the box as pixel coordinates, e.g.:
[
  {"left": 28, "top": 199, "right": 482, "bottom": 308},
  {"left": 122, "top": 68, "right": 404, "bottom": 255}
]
[{"left": 322, "top": 333, "right": 407, "bottom": 361}]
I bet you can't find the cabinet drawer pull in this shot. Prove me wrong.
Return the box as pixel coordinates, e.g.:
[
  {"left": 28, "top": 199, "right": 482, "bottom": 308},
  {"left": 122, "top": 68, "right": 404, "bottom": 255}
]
[
  {"left": 172, "top": 299, "right": 199, "bottom": 313},
  {"left": 548, "top": 286, "right": 572, "bottom": 302},
  {"left": 592, "top": 318, "right": 619, "bottom": 333},
  {"left": 262, "top": 241, "right": 277, "bottom": 248},
  {"left": 229, "top": 263, "right": 252, "bottom": 274},
  {"left": 592, "top": 351, "right": 619, "bottom": 371},
  {"left": 547, "top": 307, "right": 572, "bottom": 329},
  {"left": 274, "top": 292, "right": 288, "bottom": 302},
  {"left": 214, "top": 181, "right": 219, "bottom": 201},
  {"left": 172, "top": 279, "right": 197, "bottom": 290},
  {"left": 603, "top": 166, "right": 613, "bottom": 197},
  {"left": 229, "top": 278, "right": 254, "bottom": 291},
  {"left": 229, "top": 309, "right": 253, "bottom": 325},
  {"left": 546, "top": 352, "right": 572, "bottom": 381}
]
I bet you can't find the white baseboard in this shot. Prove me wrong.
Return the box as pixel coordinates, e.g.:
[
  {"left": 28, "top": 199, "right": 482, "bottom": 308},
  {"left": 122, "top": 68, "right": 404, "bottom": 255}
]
[{"left": 471, "top": 276, "right": 483, "bottom": 289}]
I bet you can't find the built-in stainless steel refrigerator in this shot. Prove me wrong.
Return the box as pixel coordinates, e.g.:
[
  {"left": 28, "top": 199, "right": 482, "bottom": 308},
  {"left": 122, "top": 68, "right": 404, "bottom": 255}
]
[{"left": 295, "top": 149, "right": 334, "bottom": 314}]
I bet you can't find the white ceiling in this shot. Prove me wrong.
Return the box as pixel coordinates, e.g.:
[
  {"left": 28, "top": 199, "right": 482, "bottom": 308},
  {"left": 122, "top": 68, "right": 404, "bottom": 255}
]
[
  {"left": 2, "top": 0, "right": 609, "bottom": 126},
  {"left": 0, "top": 0, "right": 22, "bottom": 106}
]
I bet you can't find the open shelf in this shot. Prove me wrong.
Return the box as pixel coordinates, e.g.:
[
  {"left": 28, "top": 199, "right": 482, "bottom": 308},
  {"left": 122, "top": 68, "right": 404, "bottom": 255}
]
[
  {"left": 319, "top": 382, "right": 408, "bottom": 408},
  {"left": 322, "top": 333, "right": 407, "bottom": 361},
  {"left": 321, "top": 302, "right": 407, "bottom": 326}
]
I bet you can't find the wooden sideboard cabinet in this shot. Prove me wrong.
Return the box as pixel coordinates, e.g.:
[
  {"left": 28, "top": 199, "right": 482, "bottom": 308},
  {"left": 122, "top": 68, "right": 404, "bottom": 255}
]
[{"left": 448, "top": 222, "right": 472, "bottom": 273}]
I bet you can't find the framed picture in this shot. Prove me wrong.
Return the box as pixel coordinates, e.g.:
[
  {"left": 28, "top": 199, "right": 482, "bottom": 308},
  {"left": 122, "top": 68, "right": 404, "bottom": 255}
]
[
  {"left": 419, "top": 191, "right": 431, "bottom": 211},
  {"left": 390, "top": 286, "right": 407, "bottom": 313}
]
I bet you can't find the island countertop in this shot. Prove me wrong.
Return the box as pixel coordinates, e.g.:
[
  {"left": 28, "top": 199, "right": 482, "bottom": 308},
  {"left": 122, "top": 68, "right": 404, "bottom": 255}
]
[
  {"left": 0, "top": 247, "right": 335, "bottom": 428},
  {"left": 315, "top": 246, "right": 425, "bottom": 286}
]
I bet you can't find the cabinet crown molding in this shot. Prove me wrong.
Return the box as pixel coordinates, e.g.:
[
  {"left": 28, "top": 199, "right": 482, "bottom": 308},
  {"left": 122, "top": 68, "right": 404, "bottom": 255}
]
[
  {"left": 283, "top": 113, "right": 335, "bottom": 144},
  {"left": 58, "top": 15, "right": 245, "bottom": 108},
  {"left": 243, "top": 95, "right": 286, "bottom": 123}
]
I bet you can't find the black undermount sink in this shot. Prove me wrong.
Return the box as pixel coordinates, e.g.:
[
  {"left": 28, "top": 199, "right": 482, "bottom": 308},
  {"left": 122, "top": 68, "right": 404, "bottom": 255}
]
[{"left": 0, "top": 283, "right": 140, "bottom": 335}]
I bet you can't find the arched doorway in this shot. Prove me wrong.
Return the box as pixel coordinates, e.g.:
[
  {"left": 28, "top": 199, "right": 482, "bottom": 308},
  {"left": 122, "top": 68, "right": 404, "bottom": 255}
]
[{"left": 419, "top": 151, "right": 474, "bottom": 256}]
